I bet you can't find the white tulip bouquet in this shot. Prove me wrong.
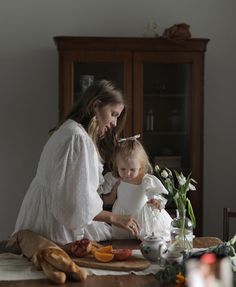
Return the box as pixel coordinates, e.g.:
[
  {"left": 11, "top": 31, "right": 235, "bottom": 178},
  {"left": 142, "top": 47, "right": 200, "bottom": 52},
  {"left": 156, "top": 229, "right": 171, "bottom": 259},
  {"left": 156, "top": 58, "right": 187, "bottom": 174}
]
[{"left": 154, "top": 165, "right": 197, "bottom": 229}]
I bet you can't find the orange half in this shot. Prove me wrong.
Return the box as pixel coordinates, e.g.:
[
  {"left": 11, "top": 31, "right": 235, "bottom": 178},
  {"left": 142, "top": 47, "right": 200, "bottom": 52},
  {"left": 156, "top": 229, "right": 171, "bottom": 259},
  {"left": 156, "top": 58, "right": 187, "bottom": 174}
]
[
  {"left": 97, "top": 245, "right": 113, "bottom": 253},
  {"left": 94, "top": 251, "right": 114, "bottom": 262}
]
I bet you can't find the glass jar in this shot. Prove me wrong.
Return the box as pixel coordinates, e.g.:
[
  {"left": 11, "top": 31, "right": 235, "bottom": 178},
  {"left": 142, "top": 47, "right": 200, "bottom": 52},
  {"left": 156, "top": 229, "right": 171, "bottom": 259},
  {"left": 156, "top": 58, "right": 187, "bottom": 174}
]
[
  {"left": 170, "top": 209, "right": 193, "bottom": 251},
  {"left": 161, "top": 247, "right": 183, "bottom": 265}
]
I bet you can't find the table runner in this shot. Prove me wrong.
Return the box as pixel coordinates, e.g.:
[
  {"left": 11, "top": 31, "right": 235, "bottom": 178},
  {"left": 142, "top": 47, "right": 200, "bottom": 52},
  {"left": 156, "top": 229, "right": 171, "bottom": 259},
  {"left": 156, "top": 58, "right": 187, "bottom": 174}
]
[
  {"left": 0, "top": 253, "right": 46, "bottom": 281},
  {"left": 0, "top": 250, "right": 162, "bottom": 281},
  {"left": 0, "top": 248, "right": 209, "bottom": 281}
]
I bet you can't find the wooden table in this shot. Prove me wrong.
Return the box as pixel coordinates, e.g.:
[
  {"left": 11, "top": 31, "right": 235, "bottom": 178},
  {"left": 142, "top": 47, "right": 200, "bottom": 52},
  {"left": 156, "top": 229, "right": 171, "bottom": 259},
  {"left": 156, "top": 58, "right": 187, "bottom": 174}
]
[{"left": 0, "top": 237, "right": 222, "bottom": 287}]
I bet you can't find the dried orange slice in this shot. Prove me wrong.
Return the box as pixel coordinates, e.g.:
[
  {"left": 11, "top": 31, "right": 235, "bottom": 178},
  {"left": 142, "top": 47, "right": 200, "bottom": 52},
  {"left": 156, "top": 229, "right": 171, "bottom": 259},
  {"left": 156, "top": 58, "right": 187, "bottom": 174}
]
[{"left": 94, "top": 251, "right": 114, "bottom": 262}]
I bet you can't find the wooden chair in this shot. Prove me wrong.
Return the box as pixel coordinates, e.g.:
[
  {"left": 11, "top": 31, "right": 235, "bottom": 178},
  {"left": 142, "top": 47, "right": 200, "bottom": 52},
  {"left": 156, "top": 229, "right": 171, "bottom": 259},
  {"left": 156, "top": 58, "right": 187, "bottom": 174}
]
[{"left": 223, "top": 207, "right": 236, "bottom": 241}]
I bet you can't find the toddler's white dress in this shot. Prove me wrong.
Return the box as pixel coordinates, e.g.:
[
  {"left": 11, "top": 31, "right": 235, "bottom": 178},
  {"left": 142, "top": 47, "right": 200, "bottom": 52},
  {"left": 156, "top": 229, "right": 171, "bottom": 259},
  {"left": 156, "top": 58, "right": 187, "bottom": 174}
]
[{"left": 98, "top": 173, "right": 172, "bottom": 241}]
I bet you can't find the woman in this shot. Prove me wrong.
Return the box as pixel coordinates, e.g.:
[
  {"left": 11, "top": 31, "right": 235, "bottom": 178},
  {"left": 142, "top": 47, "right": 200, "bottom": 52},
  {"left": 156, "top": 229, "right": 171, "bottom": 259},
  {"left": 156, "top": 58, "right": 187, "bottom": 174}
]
[{"left": 14, "top": 80, "right": 139, "bottom": 245}]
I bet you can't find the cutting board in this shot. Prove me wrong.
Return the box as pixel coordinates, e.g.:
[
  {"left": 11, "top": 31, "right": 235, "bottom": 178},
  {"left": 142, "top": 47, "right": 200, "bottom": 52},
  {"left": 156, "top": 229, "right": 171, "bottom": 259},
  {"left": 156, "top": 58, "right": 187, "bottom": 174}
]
[{"left": 73, "top": 255, "right": 151, "bottom": 271}]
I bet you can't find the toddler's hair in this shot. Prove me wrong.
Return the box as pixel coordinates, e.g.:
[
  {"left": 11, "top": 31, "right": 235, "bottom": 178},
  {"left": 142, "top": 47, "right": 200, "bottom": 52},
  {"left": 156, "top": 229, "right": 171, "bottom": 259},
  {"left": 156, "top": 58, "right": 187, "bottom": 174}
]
[{"left": 112, "top": 137, "right": 153, "bottom": 177}]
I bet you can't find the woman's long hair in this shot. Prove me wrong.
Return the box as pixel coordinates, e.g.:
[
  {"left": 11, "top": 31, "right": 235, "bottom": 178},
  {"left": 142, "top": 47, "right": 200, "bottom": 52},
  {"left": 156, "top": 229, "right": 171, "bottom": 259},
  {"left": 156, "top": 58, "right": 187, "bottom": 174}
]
[{"left": 62, "top": 80, "right": 127, "bottom": 168}]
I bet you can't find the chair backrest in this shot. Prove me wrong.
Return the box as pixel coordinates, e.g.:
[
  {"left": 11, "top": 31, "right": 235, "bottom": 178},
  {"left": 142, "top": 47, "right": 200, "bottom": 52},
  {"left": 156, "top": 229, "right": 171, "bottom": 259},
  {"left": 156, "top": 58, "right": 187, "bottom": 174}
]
[{"left": 223, "top": 207, "right": 236, "bottom": 241}]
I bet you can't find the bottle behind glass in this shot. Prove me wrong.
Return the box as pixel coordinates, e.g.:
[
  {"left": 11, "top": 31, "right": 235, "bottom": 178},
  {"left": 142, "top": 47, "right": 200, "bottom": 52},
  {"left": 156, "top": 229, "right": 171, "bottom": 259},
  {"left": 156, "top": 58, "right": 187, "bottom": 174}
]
[{"left": 146, "top": 109, "right": 154, "bottom": 131}]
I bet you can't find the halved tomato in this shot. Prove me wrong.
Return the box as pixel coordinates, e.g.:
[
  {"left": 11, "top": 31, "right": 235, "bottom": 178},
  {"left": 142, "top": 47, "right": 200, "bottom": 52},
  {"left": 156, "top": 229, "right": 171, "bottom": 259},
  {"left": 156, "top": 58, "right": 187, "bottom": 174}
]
[{"left": 112, "top": 248, "right": 132, "bottom": 261}]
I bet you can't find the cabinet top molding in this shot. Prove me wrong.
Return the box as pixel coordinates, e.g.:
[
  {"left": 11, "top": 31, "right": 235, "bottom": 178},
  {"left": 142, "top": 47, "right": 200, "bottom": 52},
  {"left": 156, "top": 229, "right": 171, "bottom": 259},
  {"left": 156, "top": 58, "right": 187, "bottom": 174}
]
[{"left": 54, "top": 36, "right": 209, "bottom": 52}]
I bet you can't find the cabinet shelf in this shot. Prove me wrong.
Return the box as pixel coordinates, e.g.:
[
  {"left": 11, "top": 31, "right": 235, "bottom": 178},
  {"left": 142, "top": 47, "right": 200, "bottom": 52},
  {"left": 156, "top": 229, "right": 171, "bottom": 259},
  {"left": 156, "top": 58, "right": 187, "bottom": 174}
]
[
  {"left": 144, "top": 93, "right": 185, "bottom": 98},
  {"left": 143, "top": 131, "right": 187, "bottom": 136}
]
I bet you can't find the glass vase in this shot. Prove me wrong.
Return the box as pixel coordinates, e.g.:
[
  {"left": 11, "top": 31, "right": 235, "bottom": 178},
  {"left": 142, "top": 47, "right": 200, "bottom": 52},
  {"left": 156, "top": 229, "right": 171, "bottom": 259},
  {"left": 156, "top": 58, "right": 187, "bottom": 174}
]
[{"left": 170, "top": 209, "right": 193, "bottom": 251}]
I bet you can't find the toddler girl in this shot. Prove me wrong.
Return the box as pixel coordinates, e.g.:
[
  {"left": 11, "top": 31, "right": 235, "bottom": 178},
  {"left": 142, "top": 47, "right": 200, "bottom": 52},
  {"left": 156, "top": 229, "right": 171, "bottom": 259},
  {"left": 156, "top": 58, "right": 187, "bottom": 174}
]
[{"left": 98, "top": 135, "right": 172, "bottom": 241}]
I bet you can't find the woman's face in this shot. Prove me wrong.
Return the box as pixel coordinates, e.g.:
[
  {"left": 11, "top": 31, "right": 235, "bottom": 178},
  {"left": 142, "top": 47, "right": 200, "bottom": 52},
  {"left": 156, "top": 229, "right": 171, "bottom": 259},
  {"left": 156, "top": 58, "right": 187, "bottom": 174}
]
[
  {"left": 116, "top": 154, "right": 142, "bottom": 183},
  {"left": 95, "top": 103, "right": 124, "bottom": 137}
]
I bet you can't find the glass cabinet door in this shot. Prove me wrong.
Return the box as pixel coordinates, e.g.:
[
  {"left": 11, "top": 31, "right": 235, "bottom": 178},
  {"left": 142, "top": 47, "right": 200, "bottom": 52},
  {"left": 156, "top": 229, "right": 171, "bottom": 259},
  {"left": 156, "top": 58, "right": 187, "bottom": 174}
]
[
  {"left": 133, "top": 52, "right": 201, "bottom": 174},
  {"left": 59, "top": 50, "right": 132, "bottom": 136},
  {"left": 142, "top": 62, "right": 191, "bottom": 172},
  {"left": 133, "top": 51, "right": 204, "bottom": 236},
  {"left": 74, "top": 62, "right": 124, "bottom": 102}
]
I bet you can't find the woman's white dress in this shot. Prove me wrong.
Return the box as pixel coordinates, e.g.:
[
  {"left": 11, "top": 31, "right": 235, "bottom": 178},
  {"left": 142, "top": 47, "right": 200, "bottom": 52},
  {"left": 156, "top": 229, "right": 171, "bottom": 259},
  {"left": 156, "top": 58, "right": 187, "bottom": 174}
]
[
  {"left": 14, "top": 119, "right": 112, "bottom": 245},
  {"left": 98, "top": 173, "right": 172, "bottom": 241}
]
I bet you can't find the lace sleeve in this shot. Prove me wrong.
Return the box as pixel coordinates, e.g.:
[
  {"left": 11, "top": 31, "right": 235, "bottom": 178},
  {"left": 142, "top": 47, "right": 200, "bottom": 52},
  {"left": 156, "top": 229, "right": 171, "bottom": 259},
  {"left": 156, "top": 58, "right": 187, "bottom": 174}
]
[
  {"left": 97, "top": 172, "right": 118, "bottom": 195},
  {"left": 143, "top": 174, "right": 168, "bottom": 209}
]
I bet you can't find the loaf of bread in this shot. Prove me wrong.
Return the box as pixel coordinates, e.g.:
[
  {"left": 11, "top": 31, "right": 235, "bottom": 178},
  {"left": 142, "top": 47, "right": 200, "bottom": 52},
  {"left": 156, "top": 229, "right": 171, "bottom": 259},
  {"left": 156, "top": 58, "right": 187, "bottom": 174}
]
[
  {"left": 40, "top": 259, "right": 66, "bottom": 284},
  {"left": 7, "top": 230, "right": 88, "bottom": 283},
  {"left": 38, "top": 247, "right": 77, "bottom": 273},
  {"left": 7, "top": 229, "right": 59, "bottom": 262},
  {"left": 69, "top": 263, "right": 88, "bottom": 282},
  {"left": 38, "top": 247, "right": 88, "bottom": 282}
]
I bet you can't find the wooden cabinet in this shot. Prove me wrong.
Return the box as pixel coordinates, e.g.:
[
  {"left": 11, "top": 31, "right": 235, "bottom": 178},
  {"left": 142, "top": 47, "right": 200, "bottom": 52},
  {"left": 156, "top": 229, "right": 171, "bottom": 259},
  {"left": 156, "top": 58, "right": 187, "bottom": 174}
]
[{"left": 54, "top": 36, "right": 209, "bottom": 236}]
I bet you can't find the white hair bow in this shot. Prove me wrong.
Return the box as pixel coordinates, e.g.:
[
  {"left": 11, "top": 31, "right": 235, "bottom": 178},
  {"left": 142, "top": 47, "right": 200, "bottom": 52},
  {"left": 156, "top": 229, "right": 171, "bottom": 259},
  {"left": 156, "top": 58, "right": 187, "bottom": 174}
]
[{"left": 118, "top": 134, "right": 140, "bottom": 143}]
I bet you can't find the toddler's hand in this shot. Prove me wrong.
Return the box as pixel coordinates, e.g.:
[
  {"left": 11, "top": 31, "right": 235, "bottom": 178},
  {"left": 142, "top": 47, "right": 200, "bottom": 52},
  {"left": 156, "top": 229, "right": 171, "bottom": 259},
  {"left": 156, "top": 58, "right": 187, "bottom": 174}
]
[{"left": 147, "top": 198, "right": 161, "bottom": 210}]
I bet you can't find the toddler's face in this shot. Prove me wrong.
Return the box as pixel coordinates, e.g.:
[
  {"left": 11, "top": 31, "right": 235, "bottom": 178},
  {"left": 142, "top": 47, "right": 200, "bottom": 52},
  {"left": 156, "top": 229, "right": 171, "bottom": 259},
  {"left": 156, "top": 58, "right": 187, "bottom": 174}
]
[{"left": 116, "top": 155, "right": 141, "bottom": 183}]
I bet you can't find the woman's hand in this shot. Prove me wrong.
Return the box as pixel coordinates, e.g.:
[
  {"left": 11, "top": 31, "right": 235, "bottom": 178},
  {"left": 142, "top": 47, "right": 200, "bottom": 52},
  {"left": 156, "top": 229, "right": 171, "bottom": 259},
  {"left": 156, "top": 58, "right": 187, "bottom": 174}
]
[
  {"left": 110, "top": 214, "right": 140, "bottom": 236},
  {"left": 94, "top": 211, "right": 140, "bottom": 236}
]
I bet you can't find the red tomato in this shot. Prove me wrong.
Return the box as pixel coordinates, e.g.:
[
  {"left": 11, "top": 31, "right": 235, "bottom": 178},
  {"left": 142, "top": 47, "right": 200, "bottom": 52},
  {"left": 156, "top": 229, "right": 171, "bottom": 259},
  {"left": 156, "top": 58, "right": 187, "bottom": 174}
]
[
  {"left": 71, "top": 238, "right": 92, "bottom": 257},
  {"left": 112, "top": 249, "right": 132, "bottom": 261}
]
